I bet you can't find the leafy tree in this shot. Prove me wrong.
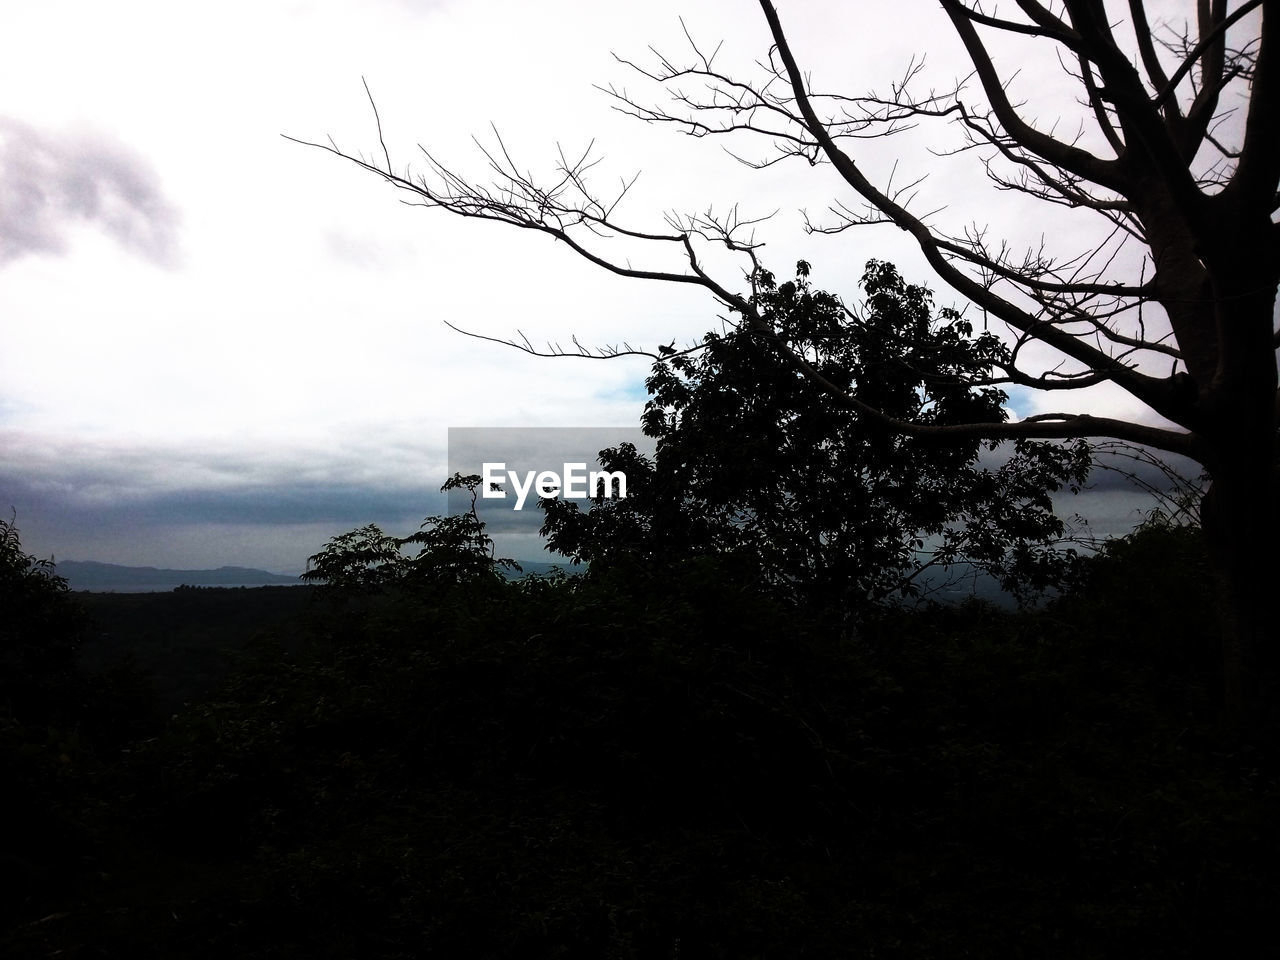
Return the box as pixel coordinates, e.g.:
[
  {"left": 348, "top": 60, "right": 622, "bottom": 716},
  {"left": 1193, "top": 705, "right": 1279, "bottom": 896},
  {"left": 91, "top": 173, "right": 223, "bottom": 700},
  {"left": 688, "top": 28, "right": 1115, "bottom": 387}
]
[
  {"left": 0, "top": 511, "right": 84, "bottom": 719},
  {"left": 302, "top": 473, "right": 519, "bottom": 593},
  {"left": 541, "top": 260, "right": 1090, "bottom": 608},
  {"left": 296, "top": 2, "right": 1277, "bottom": 716},
  {"left": 398, "top": 473, "right": 522, "bottom": 585},
  {"left": 299, "top": 522, "right": 404, "bottom": 593},
  {"left": 0, "top": 513, "right": 94, "bottom": 930}
]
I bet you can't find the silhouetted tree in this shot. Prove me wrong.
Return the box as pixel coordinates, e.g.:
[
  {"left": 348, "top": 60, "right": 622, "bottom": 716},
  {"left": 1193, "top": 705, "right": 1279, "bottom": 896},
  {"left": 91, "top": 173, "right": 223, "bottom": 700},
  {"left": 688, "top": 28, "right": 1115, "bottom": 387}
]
[
  {"left": 302, "top": 473, "right": 519, "bottom": 593},
  {"left": 295, "top": 1, "right": 1277, "bottom": 716},
  {"left": 0, "top": 512, "right": 83, "bottom": 720},
  {"left": 542, "top": 260, "right": 1090, "bottom": 609}
]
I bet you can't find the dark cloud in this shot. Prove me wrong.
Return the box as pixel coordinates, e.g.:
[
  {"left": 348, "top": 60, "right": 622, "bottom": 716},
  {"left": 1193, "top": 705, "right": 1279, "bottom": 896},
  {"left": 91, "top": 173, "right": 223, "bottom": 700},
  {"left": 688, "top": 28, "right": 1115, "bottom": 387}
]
[
  {"left": 0, "top": 116, "right": 180, "bottom": 268},
  {"left": 0, "top": 471, "right": 441, "bottom": 530},
  {"left": 1, "top": 467, "right": 449, "bottom": 572},
  {"left": 970, "top": 439, "right": 1201, "bottom": 500},
  {"left": 1084, "top": 446, "right": 1203, "bottom": 494},
  {"left": 0, "top": 433, "right": 1195, "bottom": 571}
]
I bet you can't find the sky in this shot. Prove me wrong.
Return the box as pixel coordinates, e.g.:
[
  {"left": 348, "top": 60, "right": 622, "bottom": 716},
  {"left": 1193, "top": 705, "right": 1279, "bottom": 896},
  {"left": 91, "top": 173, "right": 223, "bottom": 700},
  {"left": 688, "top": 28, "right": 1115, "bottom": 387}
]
[{"left": 1, "top": 1, "right": 1233, "bottom": 574}]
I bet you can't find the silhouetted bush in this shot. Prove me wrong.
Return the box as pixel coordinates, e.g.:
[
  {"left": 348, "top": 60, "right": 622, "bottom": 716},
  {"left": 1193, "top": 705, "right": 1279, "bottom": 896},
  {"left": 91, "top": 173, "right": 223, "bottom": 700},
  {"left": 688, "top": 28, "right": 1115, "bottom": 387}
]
[
  {"left": 0, "top": 513, "right": 85, "bottom": 722},
  {"left": 1, "top": 516, "right": 162, "bottom": 935}
]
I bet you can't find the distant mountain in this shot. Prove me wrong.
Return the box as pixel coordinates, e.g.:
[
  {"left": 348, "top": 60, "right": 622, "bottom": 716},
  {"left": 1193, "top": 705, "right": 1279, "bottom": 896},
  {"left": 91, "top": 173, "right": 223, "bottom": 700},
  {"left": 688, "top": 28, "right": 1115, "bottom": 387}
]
[
  {"left": 54, "top": 559, "right": 578, "bottom": 592},
  {"left": 521, "top": 558, "right": 1014, "bottom": 604},
  {"left": 55, "top": 560, "right": 301, "bottom": 592},
  {"left": 54, "top": 557, "right": 1009, "bottom": 600}
]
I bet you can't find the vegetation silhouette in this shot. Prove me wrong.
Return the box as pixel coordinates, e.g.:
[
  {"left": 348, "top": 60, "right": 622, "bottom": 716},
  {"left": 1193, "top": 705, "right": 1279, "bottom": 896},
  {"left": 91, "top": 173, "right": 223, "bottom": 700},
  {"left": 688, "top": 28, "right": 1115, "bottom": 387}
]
[
  {"left": 1, "top": 512, "right": 84, "bottom": 722},
  {"left": 302, "top": 472, "right": 520, "bottom": 596},
  {"left": 1, "top": 514, "right": 153, "bottom": 932},
  {"left": 0, "top": 524, "right": 1272, "bottom": 956},
  {"left": 540, "top": 260, "right": 1091, "bottom": 611}
]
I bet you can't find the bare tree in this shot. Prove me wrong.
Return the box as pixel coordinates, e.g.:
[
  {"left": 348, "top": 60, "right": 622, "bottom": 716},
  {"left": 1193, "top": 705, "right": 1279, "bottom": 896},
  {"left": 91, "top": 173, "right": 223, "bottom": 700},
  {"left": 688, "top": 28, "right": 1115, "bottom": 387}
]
[{"left": 290, "top": 1, "right": 1277, "bottom": 719}]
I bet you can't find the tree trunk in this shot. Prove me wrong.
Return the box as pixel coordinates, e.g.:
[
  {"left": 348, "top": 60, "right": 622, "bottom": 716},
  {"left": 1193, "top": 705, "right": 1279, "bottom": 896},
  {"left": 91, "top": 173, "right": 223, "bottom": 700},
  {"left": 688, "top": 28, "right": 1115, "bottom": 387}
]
[
  {"left": 1198, "top": 283, "right": 1279, "bottom": 723},
  {"left": 1202, "top": 463, "right": 1277, "bottom": 723}
]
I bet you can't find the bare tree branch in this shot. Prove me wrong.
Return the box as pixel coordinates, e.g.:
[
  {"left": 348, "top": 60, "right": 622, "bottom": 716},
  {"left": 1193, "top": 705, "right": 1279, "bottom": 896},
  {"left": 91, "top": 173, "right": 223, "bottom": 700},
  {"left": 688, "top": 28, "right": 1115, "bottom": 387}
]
[{"left": 291, "top": 0, "right": 1280, "bottom": 722}]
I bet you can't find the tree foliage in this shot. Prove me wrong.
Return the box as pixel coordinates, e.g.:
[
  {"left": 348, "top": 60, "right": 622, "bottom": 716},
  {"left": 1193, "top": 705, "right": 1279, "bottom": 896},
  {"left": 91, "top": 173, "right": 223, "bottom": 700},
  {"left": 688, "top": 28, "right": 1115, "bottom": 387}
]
[
  {"left": 301, "top": 473, "right": 519, "bottom": 594},
  {"left": 0, "top": 512, "right": 84, "bottom": 719},
  {"left": 542, "top": 260, "right": 1090, "bottom": 607}
]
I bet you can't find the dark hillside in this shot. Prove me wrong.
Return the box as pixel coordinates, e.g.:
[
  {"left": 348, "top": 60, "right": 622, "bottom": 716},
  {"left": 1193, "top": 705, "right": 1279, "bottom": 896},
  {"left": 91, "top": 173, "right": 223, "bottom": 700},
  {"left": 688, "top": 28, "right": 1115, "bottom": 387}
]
[
  {"left": 76, "top": 586, "right": 317, "bottom": 712},
  {"left": 4, "top": 525, "right": 1276, "bottom": 959}
]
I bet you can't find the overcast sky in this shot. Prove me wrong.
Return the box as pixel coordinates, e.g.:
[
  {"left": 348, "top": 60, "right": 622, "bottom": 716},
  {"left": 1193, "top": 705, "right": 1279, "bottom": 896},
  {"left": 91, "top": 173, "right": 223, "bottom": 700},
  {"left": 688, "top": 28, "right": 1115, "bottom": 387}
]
[{"left": 1, "top": 1, "right": 1229, "bottom": 573}]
